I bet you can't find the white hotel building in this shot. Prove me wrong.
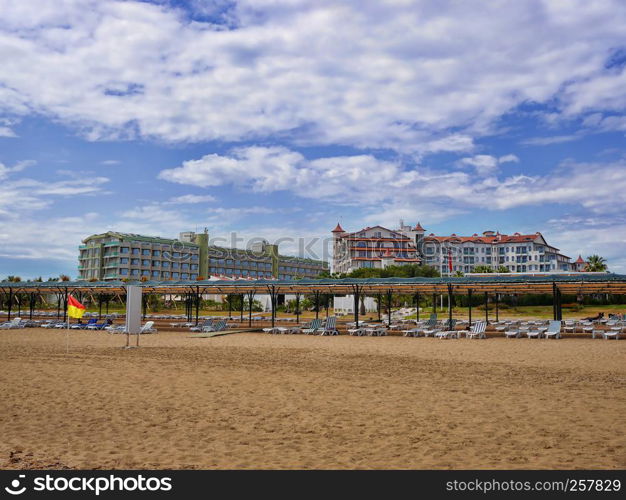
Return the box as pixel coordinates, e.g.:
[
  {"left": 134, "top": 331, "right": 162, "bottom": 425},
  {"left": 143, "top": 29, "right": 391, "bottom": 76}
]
[{"left": 332, "top": 221, "right": 581, "bottom": 275}]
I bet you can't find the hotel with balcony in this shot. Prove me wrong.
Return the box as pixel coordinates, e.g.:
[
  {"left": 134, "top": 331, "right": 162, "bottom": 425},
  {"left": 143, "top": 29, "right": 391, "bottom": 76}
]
[
  {"left": 78, "top": 230, "right": 328, "bottom": 281},
  {"left": 332, "top": 221, "right": 579, "bottom": 275}
]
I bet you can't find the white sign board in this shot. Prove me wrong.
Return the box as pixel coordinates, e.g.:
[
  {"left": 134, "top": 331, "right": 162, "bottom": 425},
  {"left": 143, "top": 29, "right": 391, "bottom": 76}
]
[{"left": 125, "top": 285, "right": 142, "bottom": 334}]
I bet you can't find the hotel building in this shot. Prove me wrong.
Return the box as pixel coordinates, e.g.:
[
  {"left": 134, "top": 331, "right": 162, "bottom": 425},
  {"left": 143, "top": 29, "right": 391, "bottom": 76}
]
[
  {"left": 78, "top": 230, "right": 328, "bottom": 281},
  {"left": 332, "top": 221, "right": 579, "bottom": 275}
]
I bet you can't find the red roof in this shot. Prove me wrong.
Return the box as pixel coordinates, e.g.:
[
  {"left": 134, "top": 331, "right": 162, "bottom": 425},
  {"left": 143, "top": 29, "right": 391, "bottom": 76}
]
[
  {"left": 575, "top": 255, "right": 585, "bottom": 264},
  {"left": 414, "top": 222, "right": 425, "bottom": 231},
  {"left": 424, "top": 233, "right": 542, "bottom": 244},
  {"left": 331, "top": 223, "right": 345, "bottom": 233}
]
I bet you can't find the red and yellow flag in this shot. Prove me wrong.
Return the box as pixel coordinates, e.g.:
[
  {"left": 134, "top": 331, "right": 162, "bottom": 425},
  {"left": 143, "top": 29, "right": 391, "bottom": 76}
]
[{"left": 67, "top": 295, "right": 86, "bottom": 319}]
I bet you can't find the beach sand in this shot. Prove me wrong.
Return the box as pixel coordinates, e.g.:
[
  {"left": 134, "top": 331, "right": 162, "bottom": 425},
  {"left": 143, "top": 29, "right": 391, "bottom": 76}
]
[{"left": 0, "top": 328, "right": 624, "bottom": 469}]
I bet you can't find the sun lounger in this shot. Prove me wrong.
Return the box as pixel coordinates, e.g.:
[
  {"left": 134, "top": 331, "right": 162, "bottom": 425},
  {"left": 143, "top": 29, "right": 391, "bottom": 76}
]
[
  {"left": 602, "top": 327, "right": 622, "bottom": 340},
  {"left": 526, "top": 329, "right": 542, "bottom": 339},
  {"left": 0, "top": 317, "right": 22, "bottom": 329},
  {"left": 466, "top": 321, "right": 487, "bottom": 339},
  {"left": 420, "top": 316, "right": 440, "bottom": 337},
  {"left": 504, "top": 329, "right": 520, "bottom": 338},
  {"left": 544, "top": 320, "right": 562, "bottom": 339},
  {"left": 202, "top": 320, "right": 226, "bottom": 333},
  {"left": 299, "top": 318, "right": 322, "bottom": 335},
  {"left": 320, "top": 316, "right": 339, "bottom": 336},
  {"left": 191, "top": 319, "right": 213, "bottom": 332}
]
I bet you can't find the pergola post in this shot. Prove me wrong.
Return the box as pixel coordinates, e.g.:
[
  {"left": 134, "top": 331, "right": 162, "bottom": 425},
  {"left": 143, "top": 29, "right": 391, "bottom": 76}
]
[
  {"left": 29, "top": 292, "right": 34, "bottom": 320},
  {"left": 353, "top": 285, "right": 360, "bottom": 328},
  {"left": 56, "top": 291, "right": 61, "bottom": 319},
  {"left": 377, "top": 293, "right": 382, "bottom": 321},
  {"left": 195, "top": 286, "right": 200, "bottom": 325},
  {"left": 98, "top": 294, "right": 103, "bottom": 320},
  {"left": 552, "top": 282, "right": 557, "bottom": 321},
  {"left": 227, "top": 294, "right": 233, "bottom": 319},
  {"left": 62, "top": 289, "right": 68, "bottom": 322},
  {"left": 269, "top": 286, "right": 276, "bottom": 329},
  {"left": 386, "top": 289, "right": 392, "bottom": 326},
  {"left": 432, "top": 293, "right": 436, "bottom": 314},
  {"left": 247, "top": 291, "right": 255, "bottom": 327},
  {"left": 240, "top": 293, "right": 244, "bottom": 323},
  {"left": 142, "top": 294, "right": 147, "bottom": 321},
  {"left": 7, "top": 288, "right": 12, "bottom": 321},
  {"left": 468, "top": 288, "right": 473, "bottom": 327},
  {"left": 484, "top": 292, "right": 489, "bottom": 325},
  {"left": 295, "top": 293, "right": 301, "bottom": 324},
  {"left": 447, "top": 283, "right": 453, "bottom": 327},
  {"left": 414, "top": 292, "right": 420, "bottom": 322},
  {"left": 495, "top": 293, "right": 499, "bottom": 322},
  {"left": 314, "top": 291, "right": 320, "bottom": 320}
]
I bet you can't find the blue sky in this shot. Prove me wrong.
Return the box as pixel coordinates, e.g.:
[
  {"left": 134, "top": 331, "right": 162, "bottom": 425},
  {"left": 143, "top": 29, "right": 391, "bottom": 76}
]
[{"left": 1, "top": 0, "right": 625, "bottom": 278}]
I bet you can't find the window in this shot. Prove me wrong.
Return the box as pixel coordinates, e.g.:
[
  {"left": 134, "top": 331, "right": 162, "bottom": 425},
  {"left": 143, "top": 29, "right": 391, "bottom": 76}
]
[
  {"left": 132, "top": 248, "right": 140, "bottom": 255},
  {"left": 152, "top": 260, "right": 160, "bottom": 267},
  {"left": 191, "top": 264, "right": 198, "bottom": 270},
  {"left": 120, "top": 268, "right": 129, "bottom": 275},
  {"left": 162, "top": 271, "right": 170, "bottom": 278},
  {"left": 141, "top": 270, "right": 150, "bottom": 276},
  {"left": 181, "top": 273, "right": 189, "bottom": 279},
  {"left": 172, "top": 262, "right": 179, "bottom": 269},
  {"left": 120, "top": 247, "right": 129, "bottom": 254},
  {"left": 162, "top": 261, "right": 170, "bottom": 268},
  {"left": 142, "top": 259, "right": 150, "bottom": 266},
  {"left": 191, "top": 274, "right": 198, "bottom": 280},
  {"left": 131, "top": 258, "right": 139, "bottom": 265},
  {"left": 153, "top": 250, "right": 161, "bottom": 257},
  {"left": 142, "top": 249, "right": 150, "bottom": 256},
  {"left": 131, "top": 269, "right": 139, "bottom": 276},
  {"left": 120, "top": 257, "right": 129, "bottom": 264},
  {"left": 151, "top": 271, "right": 159, "bottom": 277},
  {"left": 172, "top": 272, "right": 179, "bottom": 279},
  {"left": 181, "top": 263, "right": 189, "bottom": 270}
]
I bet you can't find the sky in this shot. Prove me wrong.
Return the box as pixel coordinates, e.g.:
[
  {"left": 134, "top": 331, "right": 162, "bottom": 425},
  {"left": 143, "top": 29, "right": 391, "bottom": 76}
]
[{"left": 1, "top": 0, "right": 626, "bottom": 279}]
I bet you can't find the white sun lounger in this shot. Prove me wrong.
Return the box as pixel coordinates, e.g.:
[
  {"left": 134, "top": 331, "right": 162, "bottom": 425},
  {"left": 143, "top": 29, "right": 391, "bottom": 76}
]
[{"left": 466, "top": 321, "right": 487, "bottom": 339}]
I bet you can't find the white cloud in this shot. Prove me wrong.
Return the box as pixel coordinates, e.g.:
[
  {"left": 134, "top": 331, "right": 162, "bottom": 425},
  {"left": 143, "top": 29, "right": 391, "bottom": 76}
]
[
  {"left": 0, "top": 0, "right": 625, "bottom": 152},
  {"left": 545, "top": 217, "right": 626, "bottom": 272},
  {"left": 160, "top": 147, "right": 626, "bottom": 218},
  {"left": 159, "top": 146, "right": 415, "bottom": 203},
  {"left": 457, "top": 153, "right": 518, "bottom": 175},
  {"left": 458, "top": 155, "right": 499, "bottom": 175},
  {"left": 498, "top": 154, "right": 519, "bottom": 164},
  {"left": 0, "top": 126, "right": 17, "bottom": 137},
  {"left": 521, "top": 135, "right": 581, "bottom": 146},
  {"left": 100, "top": 159, "right": 121, "bottom": 165},
  {"left": 166, "top": 194, "right": 217, "bottom": 204}
]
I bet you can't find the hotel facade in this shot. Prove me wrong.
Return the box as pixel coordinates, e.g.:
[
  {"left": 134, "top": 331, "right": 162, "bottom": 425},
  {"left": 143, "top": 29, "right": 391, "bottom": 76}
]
[
  {"left": 78, "top": 230, "right": 328, "bottom": 281},
  {"left": 332, "top": 221, "right": 585, "bottom": 275}
]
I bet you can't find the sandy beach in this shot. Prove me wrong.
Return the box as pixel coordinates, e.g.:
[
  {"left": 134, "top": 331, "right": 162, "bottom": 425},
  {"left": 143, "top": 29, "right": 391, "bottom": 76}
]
[{"left": 1, "top": 328, "right": 624, "bottom": 469}]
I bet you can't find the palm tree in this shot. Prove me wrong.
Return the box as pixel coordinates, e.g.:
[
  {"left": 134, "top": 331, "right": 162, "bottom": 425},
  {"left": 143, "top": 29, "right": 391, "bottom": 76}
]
[{"left": 585, "top": 255, "right": 608, "bottom": 272}]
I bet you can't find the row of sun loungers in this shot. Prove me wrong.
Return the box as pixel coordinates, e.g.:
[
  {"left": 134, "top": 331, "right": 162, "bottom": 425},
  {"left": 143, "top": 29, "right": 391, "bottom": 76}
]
[{"left": 263, "top": 317, "right": 340, "bottom": 335}]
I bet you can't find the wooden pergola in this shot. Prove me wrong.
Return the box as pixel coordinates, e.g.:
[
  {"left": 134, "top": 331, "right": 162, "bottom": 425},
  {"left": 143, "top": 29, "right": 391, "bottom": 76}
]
[{"left": 1, "top": 273, "right": 625, "bottom": 328}]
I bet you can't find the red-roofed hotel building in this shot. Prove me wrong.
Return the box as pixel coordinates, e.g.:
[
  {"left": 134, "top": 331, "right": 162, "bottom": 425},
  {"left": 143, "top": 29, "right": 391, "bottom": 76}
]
[{"left": 332, "top": 221, "right": 577, "bottom": 275}]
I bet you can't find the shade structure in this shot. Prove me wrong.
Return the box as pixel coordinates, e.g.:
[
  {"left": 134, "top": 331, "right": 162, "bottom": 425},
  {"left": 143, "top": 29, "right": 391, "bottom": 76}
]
[{"left": 0, "top": 273, "right": 625, "bottom": 296}]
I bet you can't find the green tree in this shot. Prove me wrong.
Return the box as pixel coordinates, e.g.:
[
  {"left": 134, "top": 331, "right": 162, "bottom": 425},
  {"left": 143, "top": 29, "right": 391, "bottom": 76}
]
[
  {"left": 496, "top": 266, "right": 509, "bottom": 273},
  {"left": 585, "top": 255, "right": 608, "bottom": 272},
  {"left": 473, "top": 265, "right": 494, "bottom": 273}
]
